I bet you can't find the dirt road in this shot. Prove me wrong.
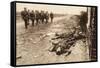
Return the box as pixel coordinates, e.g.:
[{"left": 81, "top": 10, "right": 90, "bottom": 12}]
[{"left": 16, "top": 15, "right": 90, "bottom": 65}]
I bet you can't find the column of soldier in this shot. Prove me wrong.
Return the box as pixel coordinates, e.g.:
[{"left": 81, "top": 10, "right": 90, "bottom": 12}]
[{"left": 21, "top": 8, "right": 54, "bottom": 29}]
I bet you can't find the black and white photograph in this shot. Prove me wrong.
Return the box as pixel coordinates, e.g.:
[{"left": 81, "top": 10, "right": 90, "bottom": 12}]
[{"left": 14, "top": 2, "right": 97, "bottom": 66}]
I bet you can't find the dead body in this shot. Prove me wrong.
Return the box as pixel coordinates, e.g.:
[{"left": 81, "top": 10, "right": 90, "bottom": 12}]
[{"left": 49, "top": 28, "right": 86, "bottom": 56}]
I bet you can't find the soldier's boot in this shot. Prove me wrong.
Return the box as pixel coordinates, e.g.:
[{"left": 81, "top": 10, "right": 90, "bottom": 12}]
[
  {"left": 32, "top": 20, "right": 34, "bottom": 26},
  {"left": 46, "top": 19, "right": 48, "bottom": 24},
  {"left": 25, "top": 22, "right": 28, "bottom": 29},
  {"left": 24, "top": 20, "right": 28, "bottom": 29},
  {"left": 42, "top": 19, "right": 44, "bottom": 24},
  {"left": 36, "top": 19, "right": 39, "bottom": 25}
]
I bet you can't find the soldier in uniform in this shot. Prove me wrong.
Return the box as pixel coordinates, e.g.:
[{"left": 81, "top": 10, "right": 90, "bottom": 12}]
[
  {"left": 21, "top": 8, "right": 29, "bottom": 29},
  {"left": 45, "top": 11, "right": 49, "bottom": 24},
  {"left": 27, "top": 10, "right": 30, "bottom": 25},
  {"left": 40, "top": 10, "right": 45, "bottom": 24},
  {"left": 30, "top": 10, "right": 35, "bottom": 26},
  {"left": 38, "top": 11, "right": 42, "bottom": 23},
  {"left": 50, "top": 12, "right": 54, "bottom": 22},
  {"left": 79, "top": 11, "right": 88, "bottom": 34},
  {"left": 35, "top": 10, "right": 40, "bottom": 25}
]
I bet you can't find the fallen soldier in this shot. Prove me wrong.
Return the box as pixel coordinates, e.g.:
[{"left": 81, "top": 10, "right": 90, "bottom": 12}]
[{"left": 49, "top": 28, "right": 86, "bottom": 56}]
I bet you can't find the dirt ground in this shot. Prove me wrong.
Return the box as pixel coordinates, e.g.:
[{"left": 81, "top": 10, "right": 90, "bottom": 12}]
[{"left": 16, "top": 15, "right": 90, "bottom": 65}]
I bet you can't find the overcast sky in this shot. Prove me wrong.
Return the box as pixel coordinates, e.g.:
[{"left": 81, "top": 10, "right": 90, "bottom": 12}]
[{"left": 16, "top": 3, "right": 87, "bottom": 15}]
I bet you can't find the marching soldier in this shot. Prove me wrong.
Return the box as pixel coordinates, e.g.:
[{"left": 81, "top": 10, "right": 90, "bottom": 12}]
[
  {"left": 50, "top": 12, "right": 54, "bottom": 22},
  {"left": 21, "top": 7, "right": 29, "bottom": 29},
  {"left": 38, "top": 11, "right": 42, "bottom": 23},
  {"left": 40, "top": 10, "right": 45, "bottom": 24},
  {"left": 45, "top": 11, "right": 49, "bottom": 24},
  {"left": 35, "top": 10, "right": 40, "bottom": 25},
  {"left": 30, "top": 10, "right": 35, "bottom": 26},
  {"left": 27, "top": 10, "right": 30, "bottom": 25}
]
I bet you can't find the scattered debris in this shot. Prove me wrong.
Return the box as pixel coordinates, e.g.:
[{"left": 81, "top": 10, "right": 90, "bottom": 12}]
[{"left": 16, "top": 56, "right": 22, "bottom": 60}]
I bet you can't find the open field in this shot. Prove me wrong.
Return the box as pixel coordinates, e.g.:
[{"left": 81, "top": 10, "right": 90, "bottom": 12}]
[{"left": 16, "top": 15, "right": 89, "bottom": 65}]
